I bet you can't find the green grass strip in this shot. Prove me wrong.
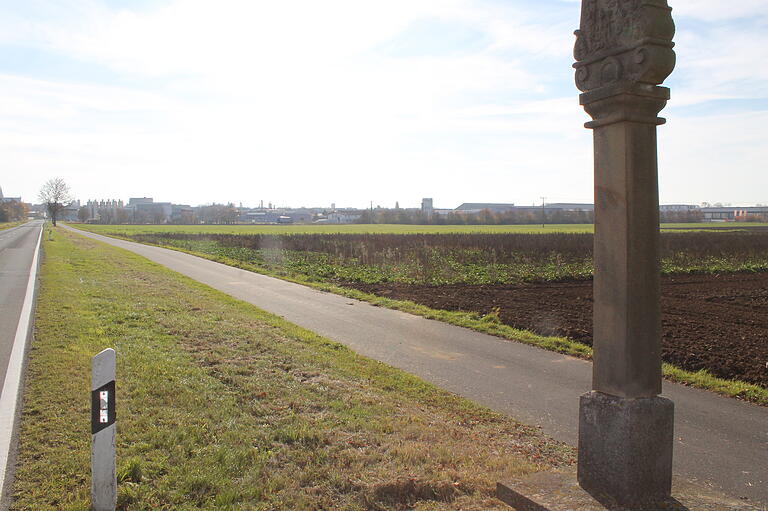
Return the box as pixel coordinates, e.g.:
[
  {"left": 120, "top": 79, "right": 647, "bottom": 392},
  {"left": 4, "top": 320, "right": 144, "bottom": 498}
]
[
  {"left": 13, "top": 228, "right": 574, "bottom": 511},
  {"left": 0, "top": 220, "right": 25, "bottom": 231}
]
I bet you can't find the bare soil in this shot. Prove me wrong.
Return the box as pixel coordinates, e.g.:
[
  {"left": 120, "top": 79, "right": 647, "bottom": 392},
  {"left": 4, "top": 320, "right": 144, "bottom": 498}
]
[{"left": 341, "top": 272, "right": 768, "bottom": 388}]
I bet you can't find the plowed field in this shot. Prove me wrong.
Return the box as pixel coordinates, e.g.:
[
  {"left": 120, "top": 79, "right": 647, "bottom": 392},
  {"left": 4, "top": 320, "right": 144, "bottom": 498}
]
[{"left": 342, "top": 272, "right": 768, "bottom": 388}]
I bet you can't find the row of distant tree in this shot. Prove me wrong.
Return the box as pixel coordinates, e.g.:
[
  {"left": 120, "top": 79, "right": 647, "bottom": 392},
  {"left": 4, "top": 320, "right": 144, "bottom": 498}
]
[
  {"left": 357, "top": 207, "right": 767, "bottom": 225},
  {"left": 0, "top": 177, "right": 71, "bottom": 225},
  {"left": 193, "top": 204, "right": 240, "bottom": 224},
  {"left": 0, "top": 201, "right": 29, "bottom": 222},
  {"left": 659, "top": 210, "right": 704, "bottom": 223},
  {"left": 660, "top": 209, "right": 766, "bottom": 223},
  {"left": 356, "top": 208, "right": 596, "bottom": 225},
  {"left": 79, "top": 206, "right": 761, "bottom": 226},
  {"left": 31, "top": 177, "right": 767, "bottom": 226}
]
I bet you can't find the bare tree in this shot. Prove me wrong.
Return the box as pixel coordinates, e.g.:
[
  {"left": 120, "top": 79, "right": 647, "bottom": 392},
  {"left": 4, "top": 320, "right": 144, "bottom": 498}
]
[
  {"left": 0, "top": 201, "right": 29, "bottom": 222},
  {"left": 38, "top": 178, "right": 73, "bottom": 226}
]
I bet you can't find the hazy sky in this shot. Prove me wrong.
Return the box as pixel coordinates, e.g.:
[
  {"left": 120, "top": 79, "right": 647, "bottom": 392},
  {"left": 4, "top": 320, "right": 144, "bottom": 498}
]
[{"left": 1, "top": 0, "right": 767, "bottom": 209}]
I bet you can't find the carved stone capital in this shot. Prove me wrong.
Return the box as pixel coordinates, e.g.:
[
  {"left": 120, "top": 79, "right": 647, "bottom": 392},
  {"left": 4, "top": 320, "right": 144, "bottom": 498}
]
[
  {"left": 574, "top": 0, "right": 675, "bottom": 103},
  {"left": 581, "top": 83, "right": 670, "bottom": 128}
]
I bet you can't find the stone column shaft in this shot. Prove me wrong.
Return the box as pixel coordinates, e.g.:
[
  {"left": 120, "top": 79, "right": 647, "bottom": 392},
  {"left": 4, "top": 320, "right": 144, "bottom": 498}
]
[
  {"left": 591, "top": 94, "right": 664, "bottom": 398},
  {"left": 576, "top": 86, "right": 675, "bottom": 508}
]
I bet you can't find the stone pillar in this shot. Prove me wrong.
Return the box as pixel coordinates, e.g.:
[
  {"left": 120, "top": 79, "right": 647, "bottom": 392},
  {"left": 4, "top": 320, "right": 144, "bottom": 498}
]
[{"left": 573, "top": 1, "right": 676, "bottom": 508}]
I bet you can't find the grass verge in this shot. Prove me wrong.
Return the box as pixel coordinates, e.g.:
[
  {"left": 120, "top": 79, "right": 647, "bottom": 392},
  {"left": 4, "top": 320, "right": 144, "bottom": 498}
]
[
  {"left": 0, "top": 220, "right": 25, "bottom": 231},
  {"left": 12, "top": 228, "right": 574, "bottom": 510},
  {"left": 68, "top": 226, "right": 768, "bottom": 407}
]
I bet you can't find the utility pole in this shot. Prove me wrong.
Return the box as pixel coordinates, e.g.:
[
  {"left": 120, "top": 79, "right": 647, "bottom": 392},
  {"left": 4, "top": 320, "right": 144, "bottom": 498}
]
[{"left": 541, "top": 197, "right": 546, "bottom": 228}]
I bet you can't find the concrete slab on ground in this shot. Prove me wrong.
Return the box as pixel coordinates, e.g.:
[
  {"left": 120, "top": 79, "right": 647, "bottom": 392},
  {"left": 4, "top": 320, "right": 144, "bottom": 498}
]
[{"left": 498, "top": 467, "right": 764, "bottom": 511}]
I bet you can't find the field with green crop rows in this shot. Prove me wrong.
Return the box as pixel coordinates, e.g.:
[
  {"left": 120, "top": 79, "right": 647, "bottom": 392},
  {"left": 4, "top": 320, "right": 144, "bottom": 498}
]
[
  {"left": 77, "top": 223, "right": 594, "bottom": 235},
  {"left": 75, "top": 228, "right": 768, "bottom": 286},
  {"left": 75, "top": 222, "right": 768, "bottom": 236}
]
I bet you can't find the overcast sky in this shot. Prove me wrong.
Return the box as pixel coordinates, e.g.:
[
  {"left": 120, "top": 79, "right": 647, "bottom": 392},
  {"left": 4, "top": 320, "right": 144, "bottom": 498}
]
[{"left": 1, "top": 0, "right": 766, "bottom": 209}]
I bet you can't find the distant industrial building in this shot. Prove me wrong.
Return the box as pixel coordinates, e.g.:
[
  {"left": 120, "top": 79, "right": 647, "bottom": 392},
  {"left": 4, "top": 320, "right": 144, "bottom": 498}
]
[
  {"left": 126, "top": 198, "right": 172, "bottom": 223},
  {"left": 47, "top": 191, "right": 768, "bottom": 225},
  {"left": 328, "top": 211, "right": 363, "bottom": 224},
  {"left": 701, "top": 206, "right": 768, "bottom": 222},
  {"left": 455, "top": 203, "right": 516, "bottom": 213},
  {"left": 421, "top": 198, "right": 434, "bottom": 219},
  {"left": 171, "top": 204, "right": 195, "bottom": 224},
  {"left": 59, "top": 200, "right": 81, "bottom": 222},
  {"left": 659, "top": 204, "right": 699, "bottom": 212},
  {"left": 85, "top": 199, "right": 125, "bottom": 222},
  {"left": 545, "top": 203, "right": 594, "bottom": 211}
]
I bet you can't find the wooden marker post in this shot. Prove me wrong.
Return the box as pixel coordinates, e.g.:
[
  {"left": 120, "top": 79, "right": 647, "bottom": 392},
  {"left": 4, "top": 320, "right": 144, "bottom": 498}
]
[{"left": 91, "top": 348, "right": 116, "bottom": 511}]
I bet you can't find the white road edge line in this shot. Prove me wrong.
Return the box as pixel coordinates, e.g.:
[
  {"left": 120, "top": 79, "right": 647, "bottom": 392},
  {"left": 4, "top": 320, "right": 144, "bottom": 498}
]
[{"left": 0, "top": 224, "right": 43, "bottom": 500}]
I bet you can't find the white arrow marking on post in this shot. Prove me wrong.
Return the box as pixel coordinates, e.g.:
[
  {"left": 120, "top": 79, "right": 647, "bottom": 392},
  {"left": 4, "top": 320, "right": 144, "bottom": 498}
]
[{"left": 92, "top": 348, "right": 116, "bottom": 511}]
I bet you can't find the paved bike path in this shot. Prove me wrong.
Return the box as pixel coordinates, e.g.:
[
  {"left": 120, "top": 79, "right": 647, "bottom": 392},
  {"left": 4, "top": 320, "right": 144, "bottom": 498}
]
[{"left": 65, "top": 225, "right": 768, "bottom": 504}]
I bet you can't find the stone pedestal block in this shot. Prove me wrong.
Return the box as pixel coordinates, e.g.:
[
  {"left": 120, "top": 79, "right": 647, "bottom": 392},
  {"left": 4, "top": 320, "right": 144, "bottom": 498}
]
[{"left": 577, "top": 391, "right": 674, "bottom": 508}]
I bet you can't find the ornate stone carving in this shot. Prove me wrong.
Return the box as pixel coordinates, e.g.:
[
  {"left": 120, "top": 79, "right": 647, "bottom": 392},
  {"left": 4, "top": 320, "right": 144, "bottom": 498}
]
[{"left": 574, "top": 0, "right": 675, "bottom": 94}]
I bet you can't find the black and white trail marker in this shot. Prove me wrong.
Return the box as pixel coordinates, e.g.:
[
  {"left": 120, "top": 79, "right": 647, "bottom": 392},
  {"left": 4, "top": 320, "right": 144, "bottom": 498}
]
[{"left": 91, "top": 348, "right": 116, "bottom": 511}]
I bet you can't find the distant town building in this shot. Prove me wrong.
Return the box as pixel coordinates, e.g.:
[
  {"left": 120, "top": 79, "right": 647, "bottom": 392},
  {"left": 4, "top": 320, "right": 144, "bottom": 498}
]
[
  {"left": 125, "top": 198, "right": 172, "bottom": 223},
  {"left": 59, "top": 200, "right": 81, "bottom": 222},
  {"left": 128, "top": 197, "right": 154, "bottom": 206},
  {"left": 659, "top": 204, "right": 699, "bottom": 212},
  {"left": 27, "top": 204, "right": 47, "bottom": 219},
  {"left": 240, "top": 209, "right": 278, "bottom": 224},
  {"left": 171, "top": 204, "right": 196, "bottom": 224},
  {"left": 328, "top": 211, "right": 363, "bottom": 224},
  {"left": 32, "top": 191, "right": 768, "bottom": 225},
  {"left": 421, "top": 198, "right": 434, "bottom": 219},
  {"left": 0, "top": 186, "right": 21, "bottom": 203},
  {"left": 545, "top": 203, "right": 594, "bottom": 212},
  {"left": 85, "top": 199, "right": 126, "bottom": 222},
  {"left": 0, "top": 186, "right": 28, "bottom": 222},
  {"left": 284, "top": 210, "right": 314, "bottom": 223}
]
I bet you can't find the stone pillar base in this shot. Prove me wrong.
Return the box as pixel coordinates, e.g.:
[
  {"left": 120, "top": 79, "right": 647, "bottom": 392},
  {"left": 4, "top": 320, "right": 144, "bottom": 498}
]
[{"left": 578, "top": 391, "right": 674, "bottom": 509}]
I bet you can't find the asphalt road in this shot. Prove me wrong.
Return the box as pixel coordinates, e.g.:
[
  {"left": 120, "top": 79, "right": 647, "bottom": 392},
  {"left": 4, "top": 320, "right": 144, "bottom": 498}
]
[
  {"left": 0, "top": 220, "right": 43, "bottom": 509},
  {"left": 66, "top": 225, "right": 768, "bottom": 505},
  {"left": 0, "top": 221, "right": 42, "bottom": 388}
]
